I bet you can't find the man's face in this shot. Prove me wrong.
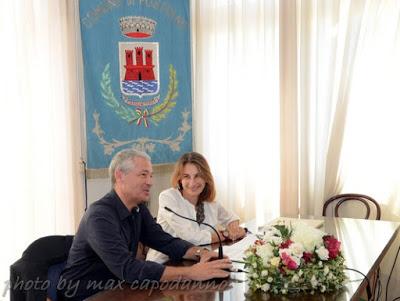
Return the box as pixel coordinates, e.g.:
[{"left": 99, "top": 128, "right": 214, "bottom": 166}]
[{"left": 117, "top": 156, "right": 153, "bottom": 204}]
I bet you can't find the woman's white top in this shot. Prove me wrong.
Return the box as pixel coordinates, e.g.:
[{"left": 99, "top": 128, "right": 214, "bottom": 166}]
[{"left": 146, "top": 188, "right": 239, "bottom": 263}]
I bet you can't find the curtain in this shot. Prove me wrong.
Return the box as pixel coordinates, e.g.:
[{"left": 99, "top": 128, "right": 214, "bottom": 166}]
[
  {"left": 339, "top": 0, "right": 400, "bottom": 220},
  {"left": 0, "top": 0, "right": 84, "bottom": 294},
  {"left": 296, "top": 0, "right": 370, "bottom": 218},
  {"left": 192, "top": 0, "right": 400, "bottom": 222},
  {"left": 192, "top": 0, "right": 281, "bottom": 225}
]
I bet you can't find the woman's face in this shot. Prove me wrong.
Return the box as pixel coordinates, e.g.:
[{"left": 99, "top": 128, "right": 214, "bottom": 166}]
[{"left": 180, "top": 163, "right": 206, "bottom": 202}]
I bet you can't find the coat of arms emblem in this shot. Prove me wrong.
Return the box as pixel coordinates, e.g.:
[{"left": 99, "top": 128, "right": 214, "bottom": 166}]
[{"left": 119, "top": 42, "right": 159, "bottom": 98}]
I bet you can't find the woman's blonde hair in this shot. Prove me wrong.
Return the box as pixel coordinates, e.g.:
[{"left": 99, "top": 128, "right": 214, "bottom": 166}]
[{"left": 171, "top": 152, "right": 216, "bottom": 202}]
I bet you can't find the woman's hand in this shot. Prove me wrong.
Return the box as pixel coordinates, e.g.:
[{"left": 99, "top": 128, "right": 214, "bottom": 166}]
[{"left": 226, "top": 221, "right": 246, "bottom": 241}]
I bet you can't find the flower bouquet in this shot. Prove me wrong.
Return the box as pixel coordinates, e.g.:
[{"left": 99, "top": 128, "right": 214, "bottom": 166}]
[{"left": 244, "top": 221, "right": 346, "bottom": 294}]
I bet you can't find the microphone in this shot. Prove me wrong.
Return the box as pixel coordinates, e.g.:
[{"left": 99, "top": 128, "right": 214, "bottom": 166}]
[{"left": 164, "top": 206, "right": 224, "bottom": 259}]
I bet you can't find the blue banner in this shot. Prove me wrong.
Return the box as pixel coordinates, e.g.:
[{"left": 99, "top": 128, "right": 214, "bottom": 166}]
[{"left": 79, "top": 0, "right": 192, "bottom": 171}]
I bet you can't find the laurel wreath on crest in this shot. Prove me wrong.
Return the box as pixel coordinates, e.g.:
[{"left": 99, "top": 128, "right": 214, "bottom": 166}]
[
  {"left": 100, "top": 63, "right": 178, "bottom": 126},
  {"left": 92, "top": 109, "right": 191, "bottom": 156}
]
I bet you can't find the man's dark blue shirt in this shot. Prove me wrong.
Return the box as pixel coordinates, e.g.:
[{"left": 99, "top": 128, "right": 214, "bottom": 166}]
[{"left": 60, "top": 190, "right": 192, "bottom": 298}]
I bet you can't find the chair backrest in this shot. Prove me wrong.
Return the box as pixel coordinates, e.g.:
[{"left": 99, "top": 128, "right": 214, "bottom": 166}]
[
  {"left": 322, "top": 193, "right": 381, "bottom": 220},
  {"left": 10, "top": 235, "right": 74, "bottom": 301}
]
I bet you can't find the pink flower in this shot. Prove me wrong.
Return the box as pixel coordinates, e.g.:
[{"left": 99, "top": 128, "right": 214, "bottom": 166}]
[
  {"left": 280, "top": 239, "right": 293, "bottom": 249},
  {"left": 302, "top": 251, "right": 313, "bottom": 263},
  {"left": 323, "top": 235, "right": 341, "bottom": 259},
  {"left": 280, "top": 252, "right": 299, "bottom": 270}
]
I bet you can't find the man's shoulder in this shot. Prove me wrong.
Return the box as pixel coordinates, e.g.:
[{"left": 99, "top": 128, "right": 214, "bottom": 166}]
[{"left": 87, "top": 192, "right": 118, "bottom": 218}]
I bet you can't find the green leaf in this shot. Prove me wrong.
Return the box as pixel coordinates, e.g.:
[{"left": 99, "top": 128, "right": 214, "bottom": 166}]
[{"left": 100, "top": 64, "right": 138, "bottom": 123}]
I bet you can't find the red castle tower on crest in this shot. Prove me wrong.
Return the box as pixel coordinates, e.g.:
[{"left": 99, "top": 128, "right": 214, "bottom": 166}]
[{"left": 124, "top": 47, "right": 155, "bottom": 81}]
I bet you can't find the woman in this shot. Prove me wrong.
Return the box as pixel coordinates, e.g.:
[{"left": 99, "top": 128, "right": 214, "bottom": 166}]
[{"left": 146, "top": 152, "right": 246, "bottom": 263}]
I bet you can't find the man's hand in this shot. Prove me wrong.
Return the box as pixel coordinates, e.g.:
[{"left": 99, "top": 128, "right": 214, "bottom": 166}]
[
  {"left": 198, "top": 249, "right": 221, "bottom": 263},
  {"left": 186, "top": 258, "right": 232, "bottom": 281},
  {"left": 160, "top": 258, "right": 232, "bottom": 282},
  {"left": 184, "top": 246, "right": 224, "bottom": 262}
]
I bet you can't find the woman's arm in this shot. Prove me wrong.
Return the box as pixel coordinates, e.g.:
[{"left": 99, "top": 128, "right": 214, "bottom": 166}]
[
  {"left": 216, "top": 203, "right": 245, "bottom": 240},
  {"left": 158, "top": 190, "right": 214, "bottom": 245},
  {"left": 226, "top": 220, "right": 246, "bottom": 241},
  {"left": 211, "top": 230, "right": 226, "bottom": 244}
]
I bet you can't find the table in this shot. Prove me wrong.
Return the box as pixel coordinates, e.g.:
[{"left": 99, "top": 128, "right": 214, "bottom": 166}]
[{"left": 87, "top": 217, "right": 399, "bottom": 301}]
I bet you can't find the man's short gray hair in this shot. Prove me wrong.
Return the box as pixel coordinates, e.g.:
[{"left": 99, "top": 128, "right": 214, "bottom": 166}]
[{"left": 109, "top": 149, "right": 151, "bottom": 186}]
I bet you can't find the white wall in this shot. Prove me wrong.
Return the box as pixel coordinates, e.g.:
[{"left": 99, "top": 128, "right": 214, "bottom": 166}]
[{"left": 87, "top": 164, "right": 174, "bottom": 216}]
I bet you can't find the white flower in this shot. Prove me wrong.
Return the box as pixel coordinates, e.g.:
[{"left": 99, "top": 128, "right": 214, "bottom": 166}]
[
  {"left": 263, "top": 233, "right": 283, "bottom": 245},
  {"left": 261, "top": 283, "right": 270, "bottom": 292},
  {"left": 263, "top": 225, "right": 281, "bottom": 236},
  {"left": 261, "top": 270, "right": 269, "bottom": 277},
  {"left": 311, "top": 275, "right": 318, "bottom": 287},
  {"left": 321, "top": 285, "right": 326, "bottom": 292},
  {"left": 292, "top": 274, "right": 299, "bottom": 282},
  {"left": 288, "top": 242, "right": 304, "bottom": 258},
  {"left": 252, "top": 273, "right": 258, "bottom": 279},
  {"left": 267, "top": 276, "right": 273, "bottom": 283},
  {"left": 270, "top": 256, "right": 281, "bottom": 267},
  {"left": 291, "top": 222, "right": 325, "bottom": 252},
  {"left": 263, "top": 226, "right": 283, "bottom": 244},
  {"left": 316, "top": 246, "right": 329, "bottom": 261},
  {"left": 270, "top": 236, "right": 283, "bottom": 245},
  {"left": 256, "top": 244, "right": 274, "bottom": 265},
  {"left": 324, "top": 265, "right": 330, "bottom": 275}
]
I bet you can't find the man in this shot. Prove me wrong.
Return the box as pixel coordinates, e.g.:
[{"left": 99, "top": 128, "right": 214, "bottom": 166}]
[{"left": 59, "top": 149, "right": 231, "bottom": 300}]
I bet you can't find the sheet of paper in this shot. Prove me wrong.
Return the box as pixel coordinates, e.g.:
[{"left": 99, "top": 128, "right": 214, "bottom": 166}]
[
  {"left": 267, "top": 217, "right": 324, "bottom": 228},
  {"left": 223, "top": 234, "right": 258, "bottom": 262}
]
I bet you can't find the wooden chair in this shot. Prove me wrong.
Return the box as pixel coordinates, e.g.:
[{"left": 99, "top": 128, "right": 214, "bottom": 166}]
[
  {"left": 323, "top": 193, "right": 382, "bottom": 299},
  {"left": 322, "top": 193, "right": 381, "bottom": 220}
]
